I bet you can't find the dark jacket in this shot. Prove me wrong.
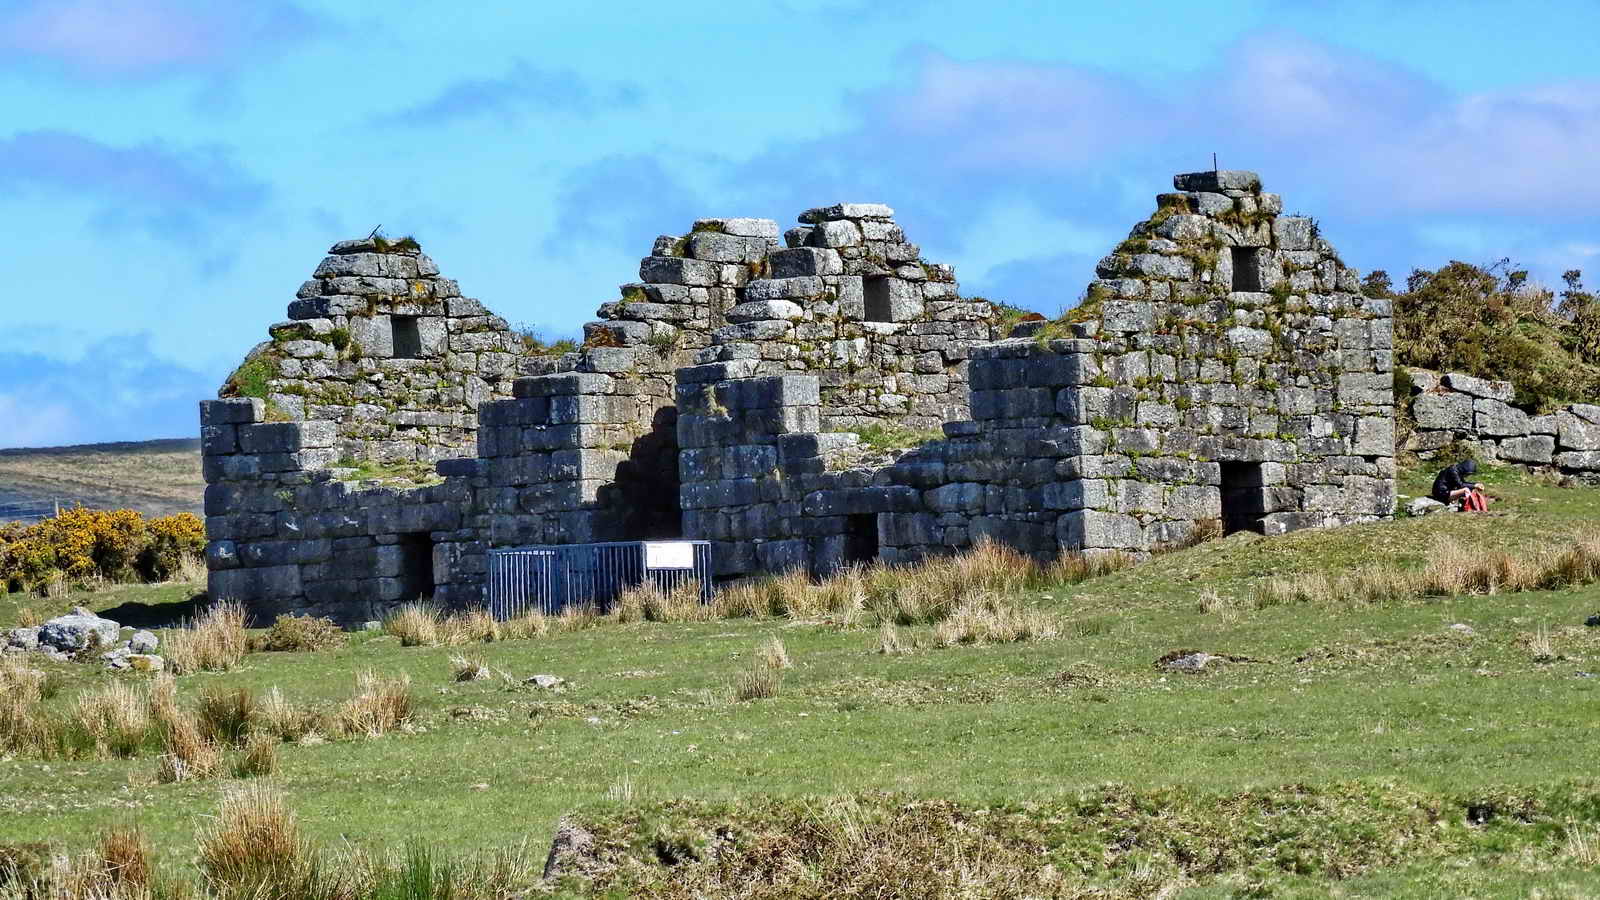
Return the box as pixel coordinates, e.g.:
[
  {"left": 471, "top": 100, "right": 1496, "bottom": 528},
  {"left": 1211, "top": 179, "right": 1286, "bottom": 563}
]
[{"left": 1431, "top": 463, "right": 1472, "bottom": 502}]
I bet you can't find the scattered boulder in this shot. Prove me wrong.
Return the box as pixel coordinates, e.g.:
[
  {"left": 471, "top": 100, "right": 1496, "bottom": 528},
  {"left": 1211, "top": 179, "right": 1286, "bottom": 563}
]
[
  {"left": 128, "top": 654, "right": 165, "bottom": 673},
  {"left": 129, "top": 630, "right": 159, "bottom": 654},
  {"left": 5, "top": 627, "right": 40, "bottom": 652},
  {"left": 361, "top": 621, "right": 383, "bottom": 632},
  {"left": 38, "top": 608, "right": 121, "bottom": 652},
  {"left": 1449, "top": 623, "right": 1477, "bottom": 636},
  {"left": 1406, "top": 496, "right": 1449, "bottom": 517},
  {"left": 542, "top": 817, "right": 600, "bottom": 882},
  {"left": 526, "top": 674, "right": 566, "bottom": 690},
  {"left": 1158, "top": 650, "right": 1219, "bottom": 672}
]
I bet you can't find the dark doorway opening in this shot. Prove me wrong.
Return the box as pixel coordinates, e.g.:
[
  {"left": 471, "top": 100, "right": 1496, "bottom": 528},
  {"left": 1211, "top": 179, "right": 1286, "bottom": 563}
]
[
  {"left": 844, "top": 514, "right": 878, "bottom": 565},
  {"left": 1230, "top": 247, "right": 1261, "bottom": 292},
  {"left": 612, "top": 405, "right": 683, "bottom": 540},
  {"left": 863, "top": 277, "right": 892, "bottom": 322},
  {"left": 1219, "top": 462, "right": 1267, "bottom": 535},
  {"left": 392, "top": 316, "right": 423, "bottom": 359},
  {"left": 397, "top": 532, "right": 435, "bottom": 600}
]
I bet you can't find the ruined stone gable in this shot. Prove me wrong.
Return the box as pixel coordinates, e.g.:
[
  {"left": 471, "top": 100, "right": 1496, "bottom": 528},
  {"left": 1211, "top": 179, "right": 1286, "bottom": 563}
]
[{"left": 219, "top": 236, "right": 529, "bottom": 465}]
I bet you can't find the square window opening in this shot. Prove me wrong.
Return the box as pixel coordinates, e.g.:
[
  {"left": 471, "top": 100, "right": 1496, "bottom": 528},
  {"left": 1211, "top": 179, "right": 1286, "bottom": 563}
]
[
  {"left": 1230, "top": 247, "right": 1261, "bottom": 292},
  {"left": 863, "top": 277, "right": 892, "bottom": 322},
  {"left": 392, "top": 316, "right": 423, "bottom": 359},
  {"left": 1220, "top": 461, "right": 1267, "bottom": 535}
]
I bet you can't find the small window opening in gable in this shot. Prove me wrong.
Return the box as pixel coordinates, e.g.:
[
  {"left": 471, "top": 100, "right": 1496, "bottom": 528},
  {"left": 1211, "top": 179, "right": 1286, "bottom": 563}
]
[
  {"left": 863, "top": 277, "right": 892, "bottom": 322},
  {"left": 1219, "top": 461, "right": 1268, "bottom": 535},
  {"left": 1230, "top": 248, "right": 1262, "bottom": 292},
  {"left": 392, "top": 316, "right": 423, "bottom": 359}
]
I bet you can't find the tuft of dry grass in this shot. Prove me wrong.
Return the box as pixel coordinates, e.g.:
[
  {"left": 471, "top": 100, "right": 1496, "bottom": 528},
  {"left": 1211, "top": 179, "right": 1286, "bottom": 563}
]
[
  {"left": 196, "top": 686, "right": 255, "bottom": 747},
  {"left": 383, "top": 603, "right": 441, "bottom": 647},
  {"left": 756, "top": 635, "right": 791, "bottom": 670},
  {"left": 253, "top": 686, "right": 323, "bottom": 744},
  {"left": 164, "top": 601, "right": 248, "bottom": 674},
  {"left": 612, "top": 579, "right": 710, "bottom": 624},
  {"left": 1529, "top": 625, "right": 1556, "bottom": 663},
  {"left": 450, "top": 654, "right": 491, "bottom": 682},
  {"left": 73, "top": 680, "right": 152, "bottom": 759},
  {"left": 0, "top": 655, "right": 55, "bottom": 757},
  {"left": 150, "top": 686, "right": 220, "bottom": 784},
  {"left": 1565, "top": 825, "right": 1600, "bottom": 867},
  {"left": 876, "top": 622, "right": 906, "bottom": 656},
  {"left": 175, "top": 551, "right": 208, "bottom": 585},
  {"left": 16, "top": 605, "right": 43, "bottom": 627},
  {"left": 231, "top": 733, "right": 281, "bottom": 778},
  {"left": 198, "top": 783, "right": 316, "bottom": 898},
  {"left": 336, "top": 671, "right": 414, "bottom": 738},
  {"left": 732, "top": 641, "right": 784, "bottom": 701},
  {"left": 499, "top": 608, "right": 550, "bottom": 640},
  {"left": 445, "top": 608, "right": 500, "bottom": 645},
  {"left": 929, "top": 593, "right": 1061, "bottom": 648},
  {"left": 95, "top": 826, "right": 152, "bottom": 891}
]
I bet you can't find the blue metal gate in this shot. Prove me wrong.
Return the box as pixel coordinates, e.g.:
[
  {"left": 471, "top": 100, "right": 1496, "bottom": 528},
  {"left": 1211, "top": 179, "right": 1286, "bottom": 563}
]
[{"left": 485, "top": 541, "right": 713, "bottom": 618}]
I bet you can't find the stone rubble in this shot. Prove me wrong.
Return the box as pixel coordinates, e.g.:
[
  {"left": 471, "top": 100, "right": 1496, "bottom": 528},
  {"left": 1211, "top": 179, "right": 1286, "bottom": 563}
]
[{"left": 1402, "top": 369, "right": 1600, "bottom": 477}]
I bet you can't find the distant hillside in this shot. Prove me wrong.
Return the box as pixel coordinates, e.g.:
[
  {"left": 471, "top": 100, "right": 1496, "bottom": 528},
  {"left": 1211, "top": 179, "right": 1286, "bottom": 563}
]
[{"left": 0, "top": 438, "right": 203, "bottom": 519}]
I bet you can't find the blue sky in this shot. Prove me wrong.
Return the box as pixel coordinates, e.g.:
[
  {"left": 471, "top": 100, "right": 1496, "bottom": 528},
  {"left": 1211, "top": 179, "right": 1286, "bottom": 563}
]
[{"left": 2, "top": 0, "right": 1598, "bottom": 447}]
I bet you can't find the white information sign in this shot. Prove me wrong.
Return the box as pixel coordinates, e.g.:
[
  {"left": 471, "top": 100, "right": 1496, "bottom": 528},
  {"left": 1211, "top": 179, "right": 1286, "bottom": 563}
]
[{"left": 644, "top": 541, "right": 694, "bottom": 569}]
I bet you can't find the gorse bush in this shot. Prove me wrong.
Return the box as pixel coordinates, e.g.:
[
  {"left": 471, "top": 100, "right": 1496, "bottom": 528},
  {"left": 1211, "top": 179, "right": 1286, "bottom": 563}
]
[
  {"left": 0, "top": 508, "right": 204, "bottom": 594},
  {"left": 1376, "top": 260, "right": 1600, "bottom": 410}
]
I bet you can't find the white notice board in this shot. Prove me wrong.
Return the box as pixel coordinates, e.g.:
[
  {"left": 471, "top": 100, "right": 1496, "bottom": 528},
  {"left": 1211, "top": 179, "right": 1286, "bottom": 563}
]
[{"left": 644, "top": 542, "right": 694, "bottom": 569}]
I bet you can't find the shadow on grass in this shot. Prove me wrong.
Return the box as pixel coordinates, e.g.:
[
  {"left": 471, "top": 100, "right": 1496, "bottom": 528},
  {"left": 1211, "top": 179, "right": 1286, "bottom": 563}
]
[{"left": 96, "top": 591, "right": 210, "bottom": 628}]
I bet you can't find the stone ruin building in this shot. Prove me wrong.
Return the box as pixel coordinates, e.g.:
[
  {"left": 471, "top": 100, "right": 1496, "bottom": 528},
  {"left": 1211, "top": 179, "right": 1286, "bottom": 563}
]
[{"left": 201, "top": 170, "right": 1396, "bottom": 623}]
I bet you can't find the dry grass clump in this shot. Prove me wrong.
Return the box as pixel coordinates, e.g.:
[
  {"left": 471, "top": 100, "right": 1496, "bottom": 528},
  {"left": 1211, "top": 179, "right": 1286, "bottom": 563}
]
[
  {"left": 445, "top": 608, "right": 501, "bottom": 644},
  {"left": 163, "top": 601, "right": 248, "bottom": 674},
  {"left": 0, "top": 656, "right": 57, "bottom": 757},
  {"left": 231, "top": 733, "right": 281, "bottom": 778},
  {"left": 450, "top": 654, "right": 492, "bottom": 682},
  {"left": 336, "top": 671, "right": 414, "bottom": 738},
  {"left": 756, "top": 635, "right": 791, "bottom": 670},
  {"left": 1528, "top": 625, "right": 1556, "bottom": 663},
  {"left": 196, "top": 686, "right": 255, "bottom": 746},
  {"left": 49, "top": 826, "right": 157, "bottom": 899},
  {"left": 16, "top": 605, "right": 43, "bottom": 627},
  {"left": 198, "top": 783, "right": 318, "bottom": 899},
  {"left": 929, "top": 593, "right": 1062, "bottom": 648},
  {"left": 150, "top": 676, "right": 221, "bottom": 783},
  {"left": 1253, "top": 531, "right": 1600, "bottom": 610},
  {"left": 1564, "top": 825, "right": 1600, "bottom": 867},
  {"left": 72, "top": 680, "right": 153, "bottom": 759},
  {"left": 613, "top": 579, "right": 711, "bottom": 623},
  {"left": 257, "top": 613, "right": 344, "bottom": 652},
  {"left": 877, "top": 622, "right": 906, "bottom": 655},
  {"left": 175, "top": 551, "right": 208, "bottom": 585},
  {"left": 499, "top": 608, "right": 550, "bottom": 640},
  {"left": 383, "top": 603, "right": 441, "bottom": 647},
  {"left": 253, "top": 686, "right": 325, "bottom": 743},
  {"left": 732, "top": 638, "right": 787, "bottom": 701}
]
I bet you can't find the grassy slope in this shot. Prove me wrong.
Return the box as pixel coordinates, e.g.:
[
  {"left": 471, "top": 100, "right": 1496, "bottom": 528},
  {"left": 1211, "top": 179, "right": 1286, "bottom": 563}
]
[
  {"left": 0, "top": 438, "right": 204, "bottom": 518},
  {"left": 3, "top": 465, "right": 1600, "bottom": 895}
]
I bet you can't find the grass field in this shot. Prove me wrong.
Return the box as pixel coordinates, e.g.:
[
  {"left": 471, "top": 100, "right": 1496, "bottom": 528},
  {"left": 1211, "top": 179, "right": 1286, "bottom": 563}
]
[
  {"left": 4, "top": 464, "right": 1600, "bottom": 897},
  {"left": 0, "top": 438, "right": 203, "bottom": 519}
]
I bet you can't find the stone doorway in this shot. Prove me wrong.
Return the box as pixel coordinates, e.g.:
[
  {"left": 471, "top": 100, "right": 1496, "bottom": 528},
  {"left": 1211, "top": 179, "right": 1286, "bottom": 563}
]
[{"left": 1219, "top": 462, "right": 1267, "bottom": 535}]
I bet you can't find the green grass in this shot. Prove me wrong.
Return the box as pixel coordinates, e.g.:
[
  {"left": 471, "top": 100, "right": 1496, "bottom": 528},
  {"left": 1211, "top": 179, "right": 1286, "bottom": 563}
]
[
  {"left": 845, "top": 422, "right": 944, "bottom": 451},
  {"left": 4, "top": 463, "right": 1600, "bottom": 895},
  {"left": 332, "top": 456, "right": 443, "bottom": 486}
]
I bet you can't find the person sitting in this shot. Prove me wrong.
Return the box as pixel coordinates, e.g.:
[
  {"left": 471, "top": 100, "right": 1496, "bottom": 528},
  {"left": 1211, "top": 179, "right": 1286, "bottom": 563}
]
[{"left": 1431, "top": 459, "right": 1487, "bottom": 511}]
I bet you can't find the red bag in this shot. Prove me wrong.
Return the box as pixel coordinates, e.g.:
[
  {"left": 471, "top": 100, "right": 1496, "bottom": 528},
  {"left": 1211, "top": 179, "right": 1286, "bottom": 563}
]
[{"left": 1463, "top": 489, "right": 1488, "bottom": 512}]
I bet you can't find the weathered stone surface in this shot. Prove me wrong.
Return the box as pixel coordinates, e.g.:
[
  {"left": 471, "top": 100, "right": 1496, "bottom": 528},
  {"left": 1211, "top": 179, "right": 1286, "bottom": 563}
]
[
  {"left": 39, "top": 608, "right": 120, "bottom": 652},
  {"left": 1443, "top": 373, "right": 1514, "bottom": 402},
  {"left": 1414, "top": 394, "right": 1473, "bottom": 431}
]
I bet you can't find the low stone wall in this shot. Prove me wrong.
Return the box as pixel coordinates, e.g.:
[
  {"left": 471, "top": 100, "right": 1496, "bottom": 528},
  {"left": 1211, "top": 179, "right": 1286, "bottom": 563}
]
[{"left": 1403, "top": 370, "right": 1600, "bottom": 476}]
